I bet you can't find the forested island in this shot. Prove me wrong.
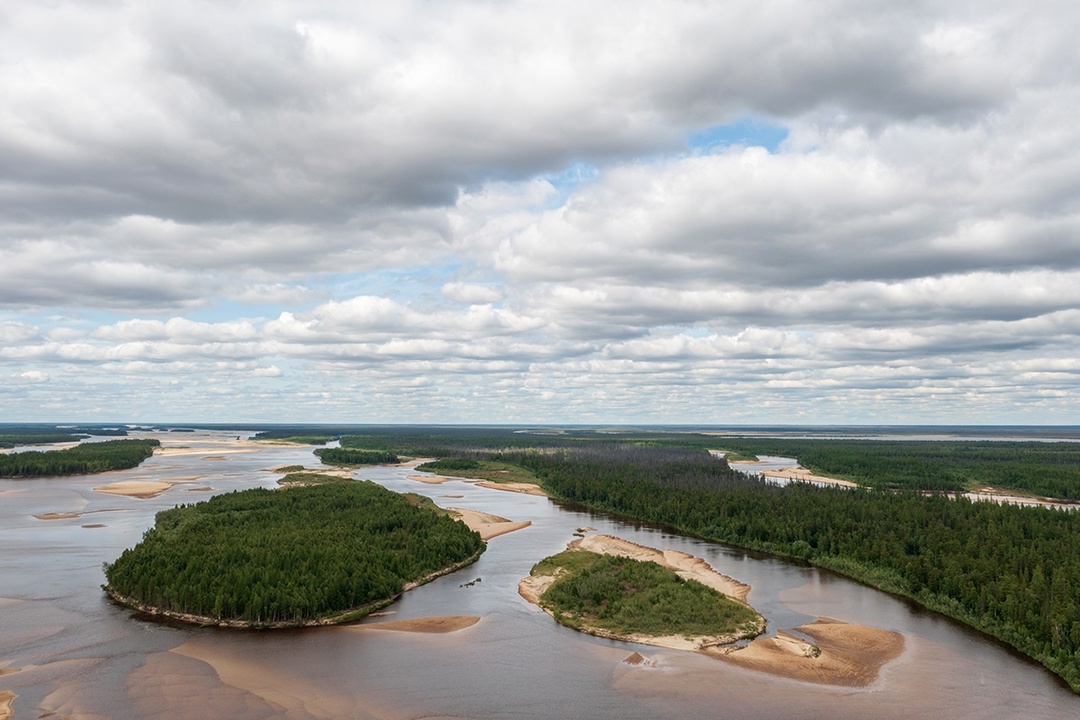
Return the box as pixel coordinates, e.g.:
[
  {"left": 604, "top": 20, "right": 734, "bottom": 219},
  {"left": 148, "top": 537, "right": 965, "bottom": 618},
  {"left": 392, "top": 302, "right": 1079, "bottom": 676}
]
[
  {"left": 103, "top": 477, "right": 484, "bottom": 627},
  {"left": 266, "top": 426, "right": 1080, "bottom": 693},
  {"left": 0, "top": 439, "right": 159, "bottom": 477},
  {"left": 314, "top": 447, "right": 400, "bottom": 465},
  {"left": 526, "top": 548, "right": 763, "bottom": 647}
]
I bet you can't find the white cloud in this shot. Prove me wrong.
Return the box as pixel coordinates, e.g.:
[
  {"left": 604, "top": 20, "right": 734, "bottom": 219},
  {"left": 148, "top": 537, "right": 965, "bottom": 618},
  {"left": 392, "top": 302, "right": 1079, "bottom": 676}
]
[{"left": 1, "top": 0, "right": 1079, "bottom": 422}]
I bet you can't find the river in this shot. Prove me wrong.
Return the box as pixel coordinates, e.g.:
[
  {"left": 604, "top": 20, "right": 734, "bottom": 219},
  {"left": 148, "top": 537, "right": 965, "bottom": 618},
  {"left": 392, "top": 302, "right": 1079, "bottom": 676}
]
[{"left": 1, "top": 430, "right": 1078, "bottom": 719}]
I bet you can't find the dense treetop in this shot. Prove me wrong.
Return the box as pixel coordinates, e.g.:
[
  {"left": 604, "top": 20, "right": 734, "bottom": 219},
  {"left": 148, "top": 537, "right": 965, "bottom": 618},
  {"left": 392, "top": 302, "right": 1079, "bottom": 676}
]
[
  {"left": 103, "top": 479, "right": 484, "bottom": 626},
  {"left": 533, "top": 549, "right": 762, "bottom": 641},
  {"left": 0, "top": 439, "right": 158, "bottom": 477}
]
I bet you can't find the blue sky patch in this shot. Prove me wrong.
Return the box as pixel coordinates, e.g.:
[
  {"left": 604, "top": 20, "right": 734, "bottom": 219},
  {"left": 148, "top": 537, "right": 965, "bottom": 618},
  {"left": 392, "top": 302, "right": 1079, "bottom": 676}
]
[{"left": 688, "top": 118, "right": 789, "bottom": 153}]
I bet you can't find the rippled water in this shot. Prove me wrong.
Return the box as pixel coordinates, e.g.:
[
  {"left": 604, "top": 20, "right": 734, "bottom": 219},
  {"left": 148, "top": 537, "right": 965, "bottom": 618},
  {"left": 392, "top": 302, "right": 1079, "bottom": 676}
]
[{"left": 2, "top": 430, "right": 1078, "bottom": 719}]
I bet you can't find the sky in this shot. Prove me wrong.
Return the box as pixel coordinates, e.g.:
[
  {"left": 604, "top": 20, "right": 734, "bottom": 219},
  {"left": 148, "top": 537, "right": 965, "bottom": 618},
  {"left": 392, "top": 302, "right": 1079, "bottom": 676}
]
[{"left": 1, "top": 1, "right": 1079, "bottom": 425}]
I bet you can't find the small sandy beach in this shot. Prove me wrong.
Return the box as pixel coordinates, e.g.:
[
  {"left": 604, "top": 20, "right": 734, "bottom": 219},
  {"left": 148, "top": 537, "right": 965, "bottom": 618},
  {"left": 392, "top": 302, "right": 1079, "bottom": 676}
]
[
  {"left": 759, "top": 466, "right": 860, "bottom": 489},
  {"left": 711, "top": 617, "right": 904, "bottom": 686},
  {"left": 475, "top": 480, "right": 548, "bottom": 496},
  {"left": 450, "top": 508, "right": 531, "bottom": 540}
]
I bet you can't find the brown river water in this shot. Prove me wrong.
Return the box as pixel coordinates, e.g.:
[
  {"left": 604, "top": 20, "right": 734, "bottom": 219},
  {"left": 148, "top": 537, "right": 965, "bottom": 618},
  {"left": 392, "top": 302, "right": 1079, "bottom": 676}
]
[{"left": 1, "top": 430, "right": 1078, "bottom": 719}]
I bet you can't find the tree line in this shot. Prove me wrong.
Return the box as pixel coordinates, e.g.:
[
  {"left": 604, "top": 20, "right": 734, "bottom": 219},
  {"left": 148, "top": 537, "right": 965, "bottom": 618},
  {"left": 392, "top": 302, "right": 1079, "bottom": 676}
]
[
  {"left": 0, "top": 439, "right": 159, "bottom": 477},
  {"left": 364, "top": 430, "right": 1080, "bottom": 694}
]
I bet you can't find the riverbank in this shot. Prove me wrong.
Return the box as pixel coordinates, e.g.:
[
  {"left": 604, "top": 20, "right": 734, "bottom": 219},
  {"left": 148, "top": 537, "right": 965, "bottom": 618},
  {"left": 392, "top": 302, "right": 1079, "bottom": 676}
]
[{"left": 449, "top": 508, "right": 531, "bottom": 540}]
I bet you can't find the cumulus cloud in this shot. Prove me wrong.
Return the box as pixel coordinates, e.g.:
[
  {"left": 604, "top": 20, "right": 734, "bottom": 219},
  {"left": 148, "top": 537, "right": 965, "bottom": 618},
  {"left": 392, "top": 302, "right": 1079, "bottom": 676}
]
[{"left": 1, "top": 0, "right": 1078, "bottom": 422}]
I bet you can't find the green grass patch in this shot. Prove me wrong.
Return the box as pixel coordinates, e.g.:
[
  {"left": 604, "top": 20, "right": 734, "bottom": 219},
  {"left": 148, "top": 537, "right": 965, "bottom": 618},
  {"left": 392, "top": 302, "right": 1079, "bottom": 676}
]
[
  {"left": 415, "top": 459, "right": 540, "bottom": 485},
  {"left": 276, "top": 472, "right": 349, "bottom": 486},
  {"left": 534, "top": 550, "right": 762, "bottom": 640}
]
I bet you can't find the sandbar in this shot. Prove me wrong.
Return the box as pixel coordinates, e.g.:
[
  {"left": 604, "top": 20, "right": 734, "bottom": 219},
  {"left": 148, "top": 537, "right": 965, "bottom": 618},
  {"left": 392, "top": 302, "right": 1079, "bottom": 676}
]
[
  {"left": 93, "top": 480, "right": 175, "bottom": 498},
  {"left": 475, "top": 480, "right": 549, "bottom": 497},
  {"left": 0, "top": 691, "right": 15, "bottom": 720},
  {"left": 759, "top": 466, "right": 860, "bottom": 489},
  {"left": 406, "top": 473, "right": 460, "bottom": 485},
  {"left": 569, "top": 534, "right": 751, "bottom": 602},
  {"left": 355, "top": 615, "right": 480, "bottom": 634},
  {"left": 450, "top": 508, "right": 531, "bottom": 540},
  {"left": 710, "top": 617, "right": 904, "bottom": 686}
]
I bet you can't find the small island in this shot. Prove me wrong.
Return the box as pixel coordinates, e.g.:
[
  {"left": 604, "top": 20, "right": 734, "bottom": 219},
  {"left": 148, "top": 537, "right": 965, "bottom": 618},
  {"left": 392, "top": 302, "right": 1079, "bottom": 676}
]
[
  {"left": 520, "top": 539, "right": 764, "bottom": 651},
  {"left": 103, "top": 476, "right": 484, "bottom": 628},
  {"left": 0, "top": 439, "right": 159, "bottom": 478}
]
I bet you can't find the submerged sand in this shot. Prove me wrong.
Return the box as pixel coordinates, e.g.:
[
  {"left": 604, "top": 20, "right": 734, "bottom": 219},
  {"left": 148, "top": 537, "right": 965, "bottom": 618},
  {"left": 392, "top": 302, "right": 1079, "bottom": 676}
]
[
  {"left": 356, "top": 616, "right": 480, "bottom": 634},
  {"left": 711, "top": 618, "right": 904, "bottom": 686},
  {"left": 450, "top": 508, "right": 531, "bottom": 540}
]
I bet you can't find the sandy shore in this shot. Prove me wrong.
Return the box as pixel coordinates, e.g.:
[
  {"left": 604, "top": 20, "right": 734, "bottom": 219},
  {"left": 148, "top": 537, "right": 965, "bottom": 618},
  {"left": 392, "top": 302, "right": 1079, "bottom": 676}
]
[
  {"left": 569, "top": 534, "right": 751, "bottom": 603},
  {"left": 759, "top": 466, "right": 860, "bottom": 489},
  {"left": 450, "top": 508, "right": 531, "bottom": 540},
  {"left": 93, "top": 480, "right": 176, "bottom": 498},
  {"left": 0, "top": 691, "right": 15, "bottom": 720},
  {"left": 475, "top": 480, "right": 549, "bottom": 497},
  {"left": 520, "top": 534, "right": 763, "bottom": 653},
  {"left": 355, "top": 615, "right": 480, "bottom": 634},
  {"left": 406, "top": 473, "right": 457, "bottom": 485},
  {"left": 711, "top": 617, "right": 904, "bottom": 686}
]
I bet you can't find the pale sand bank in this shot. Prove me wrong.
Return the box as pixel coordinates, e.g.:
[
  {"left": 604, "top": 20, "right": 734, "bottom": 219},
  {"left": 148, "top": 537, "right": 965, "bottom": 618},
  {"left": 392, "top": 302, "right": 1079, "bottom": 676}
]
[
  {"left": 34, "top": 511, "right": 81, "bottom": 520},
  {"left": 711, "top": 618, "right": 904, "bottom": 686},
  {"left": 154, "top": 444, "right": 261, "bottom": 455},
  {"left": 475, "top": 480, "right": 549, "bottom": 497},
  {"left": 355, "top": 615, "right": 480, "bottom": 634},
  {"left": 407, "top": 473, "right": 458, "bottom": 485},
  {"left": 569, "top": 534, "right": 751, "bottom": 603},
  {"left": 520, "top": 535, "right": 762, "bottom": 653},
  {"left": 760, "top": 466, "right": 860, "bottom": 489},
  {"left": 34, "top": 508, "right": 126, "bottom": 521},
  {"left": 93, "top": 480, "right": 175, "bottom": 498},
  {"left": 450, "top": 508, "right": 531, "bottom": 540},
  {"left": 0, "top": 691, "right": 15, "bottom": 720}
]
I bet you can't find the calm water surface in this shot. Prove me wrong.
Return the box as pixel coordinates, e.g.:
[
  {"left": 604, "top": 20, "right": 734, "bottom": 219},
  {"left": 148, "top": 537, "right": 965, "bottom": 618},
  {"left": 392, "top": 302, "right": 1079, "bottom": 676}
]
[{"left": 1, "top": 430, "right": 1078, "bottom": 719}]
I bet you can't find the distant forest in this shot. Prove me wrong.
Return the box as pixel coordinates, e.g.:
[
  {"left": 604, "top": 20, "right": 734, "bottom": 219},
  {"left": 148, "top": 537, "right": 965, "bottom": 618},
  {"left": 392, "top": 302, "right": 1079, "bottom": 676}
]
[
  {"left": 306, "top": 427, "right": 1080, "bottom": 693},
  {"left": 0, "top": 439, "right": 159, "bottom": 477},
  {"left": 103, "top": 479, "right": 484, "bottom": 626}
]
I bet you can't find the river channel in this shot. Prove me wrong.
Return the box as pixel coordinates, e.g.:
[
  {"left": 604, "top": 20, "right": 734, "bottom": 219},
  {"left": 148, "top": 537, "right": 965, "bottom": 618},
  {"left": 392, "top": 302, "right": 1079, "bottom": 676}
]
[{"left": 2, "top": 430, "right": 1078, "bottom": 719}]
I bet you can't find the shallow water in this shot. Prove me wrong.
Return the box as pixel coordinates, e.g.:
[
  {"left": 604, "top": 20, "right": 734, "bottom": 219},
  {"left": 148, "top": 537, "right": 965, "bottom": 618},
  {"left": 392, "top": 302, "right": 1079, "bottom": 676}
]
[{"left": 2, "top": 431, "right": 1078, "bottom": 719}]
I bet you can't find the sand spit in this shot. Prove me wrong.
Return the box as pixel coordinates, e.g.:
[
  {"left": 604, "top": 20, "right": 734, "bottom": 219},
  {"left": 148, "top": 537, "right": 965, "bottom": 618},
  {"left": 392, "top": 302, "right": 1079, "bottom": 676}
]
[
  {"left": 450, "top": 508, "right": 531, "bottom": 540},
  {"left": 407, "top": 473, "right": 457, "bottom": 485},
  {"left": 0, "top": 691, "right": 15, "bottom": 720},
  {"left": 356, "top": 616, "right": 480, "bottom": 634},
  {"left": 759, "top": 466, "right": 860, "bottom": 489},
  {"left": 569, "top": 534, "right": 751, "bottom": 603},
  {"left": 34, "top": 508, "right": 126, "bottom": 521},
  {"left": 475, "top": 480, "right": 549, "bottom": 497},
  {"left": 711, "top": 618, "right": 904, "bottom": 686},
  {"left": 93, "top": 480, "right": 176, "bottom": 499}
]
